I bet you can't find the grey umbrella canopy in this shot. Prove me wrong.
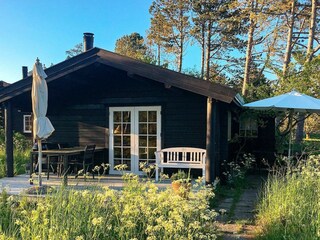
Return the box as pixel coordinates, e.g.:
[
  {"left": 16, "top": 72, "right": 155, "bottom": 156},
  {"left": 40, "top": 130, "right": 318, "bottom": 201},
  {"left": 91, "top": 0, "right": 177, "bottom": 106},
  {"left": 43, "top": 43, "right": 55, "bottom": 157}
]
[
  {"left": 243, "top": 90, "right": 320, "bottom": 114},
  {"left": 243, "top": 90, "right": 320, "bottom": 157}
]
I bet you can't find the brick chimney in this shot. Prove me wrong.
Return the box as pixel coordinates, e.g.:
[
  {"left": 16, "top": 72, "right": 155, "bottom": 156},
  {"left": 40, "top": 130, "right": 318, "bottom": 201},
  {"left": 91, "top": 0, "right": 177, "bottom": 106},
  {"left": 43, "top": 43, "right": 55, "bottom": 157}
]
[
  {"left": 83, "top": 33, "right": 94, "bottom": 51},
  {"left": 22, "top": 66, "right": 28, "bottom": 79}
]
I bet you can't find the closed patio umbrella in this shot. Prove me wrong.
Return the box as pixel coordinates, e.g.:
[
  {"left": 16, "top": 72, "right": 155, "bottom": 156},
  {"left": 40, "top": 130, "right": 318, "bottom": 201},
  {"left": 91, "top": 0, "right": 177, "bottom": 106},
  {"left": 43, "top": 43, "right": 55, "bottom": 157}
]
[
  {"left": 32, "top": 58, "right": 55, "bottom": 186},
  {"left": 243, "top": 90, "right": 320, "bottom": 157}
]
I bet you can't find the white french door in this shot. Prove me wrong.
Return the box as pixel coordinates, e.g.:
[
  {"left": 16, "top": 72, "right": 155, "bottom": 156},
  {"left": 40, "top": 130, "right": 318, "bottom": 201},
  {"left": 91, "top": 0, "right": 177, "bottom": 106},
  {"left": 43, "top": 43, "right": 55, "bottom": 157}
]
[{"left": 109, "top": 106, "right": 161, "bottom": 175}]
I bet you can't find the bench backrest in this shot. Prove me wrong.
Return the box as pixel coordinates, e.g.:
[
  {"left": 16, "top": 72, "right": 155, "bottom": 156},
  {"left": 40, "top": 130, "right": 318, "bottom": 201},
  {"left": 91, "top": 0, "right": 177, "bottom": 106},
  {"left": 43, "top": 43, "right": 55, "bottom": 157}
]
[{"left": 155, "top": 147, "right": 206, "bottom": 165}]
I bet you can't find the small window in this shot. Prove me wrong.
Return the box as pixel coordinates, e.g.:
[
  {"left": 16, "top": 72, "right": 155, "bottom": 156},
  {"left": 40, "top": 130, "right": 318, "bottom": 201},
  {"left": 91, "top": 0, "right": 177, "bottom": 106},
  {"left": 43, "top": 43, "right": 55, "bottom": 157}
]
[
  {"left": 239, "top": 117, "right": 258, "bottom": 138},
  {"left": 23, "top": 115, "right": 32, "bottom": 133}
]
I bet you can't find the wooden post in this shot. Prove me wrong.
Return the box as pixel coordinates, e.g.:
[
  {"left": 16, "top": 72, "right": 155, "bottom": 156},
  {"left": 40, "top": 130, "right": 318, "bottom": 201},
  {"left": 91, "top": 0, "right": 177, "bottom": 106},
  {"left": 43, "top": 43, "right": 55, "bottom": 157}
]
[
  {"left": 206, "top": 98, "right": 214, "bottom": 183},
  {"left": 4, "top": 102, "right": 14, "bottom": 177}
]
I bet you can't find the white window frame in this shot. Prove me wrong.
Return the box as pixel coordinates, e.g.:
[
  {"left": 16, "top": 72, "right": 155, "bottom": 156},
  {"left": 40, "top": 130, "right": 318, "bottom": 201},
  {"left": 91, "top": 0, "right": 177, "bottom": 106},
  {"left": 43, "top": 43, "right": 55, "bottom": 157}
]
[
  {"left": 239, "top": 117, "right": 258, "bottom": 138},
  {"left": 23, "top": 115, "right": 32, "bottom": 133}
]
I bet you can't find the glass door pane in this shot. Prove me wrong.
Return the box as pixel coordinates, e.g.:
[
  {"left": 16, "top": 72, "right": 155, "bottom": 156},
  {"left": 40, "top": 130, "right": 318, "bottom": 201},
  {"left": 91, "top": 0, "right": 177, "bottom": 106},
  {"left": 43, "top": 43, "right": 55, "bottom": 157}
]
[
  {"left": 113, "top": 111, "right": 132, "bottom": 171},
  {"left": 138, "top": 110, "right": 158, "bottom": 171}
]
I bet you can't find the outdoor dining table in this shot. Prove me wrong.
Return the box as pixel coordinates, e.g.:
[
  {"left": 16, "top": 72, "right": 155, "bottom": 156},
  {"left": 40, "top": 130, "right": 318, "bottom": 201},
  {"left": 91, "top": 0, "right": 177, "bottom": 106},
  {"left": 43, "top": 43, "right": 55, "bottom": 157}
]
[{"left": 30, "top": 146, "right": 105, "bottom": 185}]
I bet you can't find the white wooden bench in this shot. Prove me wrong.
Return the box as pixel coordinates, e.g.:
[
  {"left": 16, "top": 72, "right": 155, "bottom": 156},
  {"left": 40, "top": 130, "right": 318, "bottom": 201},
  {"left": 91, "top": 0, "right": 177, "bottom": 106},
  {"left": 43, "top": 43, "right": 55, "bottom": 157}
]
[{"left": 155, "top": 147, "right": 206, "bottom": 181}]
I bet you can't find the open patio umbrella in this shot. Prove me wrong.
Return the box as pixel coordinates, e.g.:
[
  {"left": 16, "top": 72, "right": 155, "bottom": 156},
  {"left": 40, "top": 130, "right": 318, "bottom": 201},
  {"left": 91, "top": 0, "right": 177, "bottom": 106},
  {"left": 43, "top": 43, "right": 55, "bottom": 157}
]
[
  {"left": 32, "top": 58, "right": 55, "bottom": 186},
  {"left": 243, "top": 90, "right": 320, "bottom": 157},
  {"left": 243, "top": 90, "right": 320, "bottom": 114}
]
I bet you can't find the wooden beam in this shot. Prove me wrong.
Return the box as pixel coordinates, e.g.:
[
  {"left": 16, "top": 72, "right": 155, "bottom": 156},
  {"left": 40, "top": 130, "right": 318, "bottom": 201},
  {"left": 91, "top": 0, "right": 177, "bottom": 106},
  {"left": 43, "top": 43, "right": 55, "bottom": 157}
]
[
  {"left": 4, "top": 102, "right": 14, "bottom": 177},
  {"left": 206, "top": 97, "right": 214, "bottom": 183}
]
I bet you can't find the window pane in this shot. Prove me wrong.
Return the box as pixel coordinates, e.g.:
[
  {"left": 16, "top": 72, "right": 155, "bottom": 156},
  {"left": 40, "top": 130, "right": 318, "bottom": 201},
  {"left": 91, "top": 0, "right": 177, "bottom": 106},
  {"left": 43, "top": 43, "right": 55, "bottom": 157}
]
[
  {"left": 114, "top": 148, "right": 121, "bottom": 158},
  {"left": 148, "top": 136, "right": 157, "bottom": 147},
  {"left": 123, "top": 148, "right": 131, "bottom": 158},
  {"left": 114, "top": 112, "right": 121, "bottom": 122},
  {"left": 139, "top": 111, "right": 147, "bottom": 122},
  {"left": 114, "top": 124, "right": 122, "bottom": 134},
  {"left": 148, "top": 111, "right": 157, "bottom": 122},
  {"left": 139, "top": 124, "right": 148, "bottom": 134},
  {"left": 123, "top": 124, "right": 131, "bottom": 134},
  {"left": 139, "top": 136, "right": 147, "bottom": 147},
  {"left": 114, "top": 136, "right": 121, "bottom": 146},
  {"left": 148, "top": 148, "right": 157, "bottom": 159},
  {"left": 148, "top": 124, "right": 157, "bottom": 134},
  {"left": 139, "top": 148, "right": 148, "bottom": 159},
  {"left": 123, "top": 136, "right": 131, "bottom": 146},
  {"left": 123, "top": 161, "right": 131, "bottom": 171},
  {"left": 123, "top": 111, "right": 131, "bottom": 122}
]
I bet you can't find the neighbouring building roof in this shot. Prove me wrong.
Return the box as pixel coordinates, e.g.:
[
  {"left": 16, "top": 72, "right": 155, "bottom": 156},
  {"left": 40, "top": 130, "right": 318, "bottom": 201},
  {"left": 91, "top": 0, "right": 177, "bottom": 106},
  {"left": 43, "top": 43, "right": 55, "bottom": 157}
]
[
  {"left": 0, "top": 80, "right": 10, "bottom": 88},
  {"left": 0, "top": 47, "right": 239, "bottom": 104}
]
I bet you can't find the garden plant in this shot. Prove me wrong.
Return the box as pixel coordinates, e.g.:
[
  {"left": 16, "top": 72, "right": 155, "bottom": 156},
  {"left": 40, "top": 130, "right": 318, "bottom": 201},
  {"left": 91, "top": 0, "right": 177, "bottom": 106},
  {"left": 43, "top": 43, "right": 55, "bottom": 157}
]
[
  {"left": 257, "top": 154, "right": 320, "bottom": 239},
  {"left": 0, "top": 172, "right": 218, "bottom": 239}
]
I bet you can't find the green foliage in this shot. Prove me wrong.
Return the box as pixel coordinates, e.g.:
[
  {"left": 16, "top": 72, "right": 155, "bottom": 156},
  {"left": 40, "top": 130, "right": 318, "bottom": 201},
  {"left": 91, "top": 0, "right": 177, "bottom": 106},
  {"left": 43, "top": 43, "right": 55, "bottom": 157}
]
[
  {"left": 221, "top": 153, "right": 256, "bottom": 187},
  {"left": 0, "top": 191, "right": 17, "bottom": 236},
  {"left": 115, "top": 32, "right": 155, "bottom": 64},
  {"left": 170, "top": 169, "right": 191, "bottom": 183},
  {"left": 65, "top": 43, "right": 83, "bottom": 59},
  {"left": 0, "top": 130, "right": 31, "bottom": 178},
  {"left": 278, "top": 55, "right": 320, "bottom": 97},
  {"left": 0, "top": 175, "right": 218, "bottom": 239},
  {"left": 257, "top": 155, "right": 320, "bottom": 239}
]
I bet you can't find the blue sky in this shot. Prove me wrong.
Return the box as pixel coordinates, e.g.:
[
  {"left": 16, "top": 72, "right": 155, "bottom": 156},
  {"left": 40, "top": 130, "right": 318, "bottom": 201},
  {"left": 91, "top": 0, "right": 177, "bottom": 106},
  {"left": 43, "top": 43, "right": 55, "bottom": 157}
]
[{"left": 0, "top": 0, "right": 201, "bottom": 83}]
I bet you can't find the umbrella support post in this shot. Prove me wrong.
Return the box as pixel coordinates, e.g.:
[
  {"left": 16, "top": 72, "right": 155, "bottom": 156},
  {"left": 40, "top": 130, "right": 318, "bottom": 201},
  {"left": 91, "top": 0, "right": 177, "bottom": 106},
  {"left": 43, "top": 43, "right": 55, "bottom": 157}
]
[
  {"left": 37, "top": 139, "right": 42, "bottom": 186},
  {"left": 288, "top": 130, "right": 292, "bottom": 158}
]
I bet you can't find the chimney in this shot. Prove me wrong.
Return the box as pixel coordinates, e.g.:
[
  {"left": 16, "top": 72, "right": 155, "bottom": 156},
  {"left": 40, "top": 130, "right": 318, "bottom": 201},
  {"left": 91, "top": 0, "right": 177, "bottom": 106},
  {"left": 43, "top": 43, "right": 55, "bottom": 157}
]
[
  {"left": 83, "top": 33, "right": 94, "bottom": 51},
  {"left": 22, "top": 66, "right": 28, "bottom": 79}
]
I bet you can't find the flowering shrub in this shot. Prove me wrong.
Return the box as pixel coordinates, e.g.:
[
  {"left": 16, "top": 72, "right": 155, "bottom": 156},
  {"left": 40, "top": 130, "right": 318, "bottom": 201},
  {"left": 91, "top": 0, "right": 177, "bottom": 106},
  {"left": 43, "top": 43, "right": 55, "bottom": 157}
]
[
  {"left": 221, "top": 153, "right": 256, "bottom": 186},
  {"left": 1, "top": 174, "right": 217, "bottom": 239}
]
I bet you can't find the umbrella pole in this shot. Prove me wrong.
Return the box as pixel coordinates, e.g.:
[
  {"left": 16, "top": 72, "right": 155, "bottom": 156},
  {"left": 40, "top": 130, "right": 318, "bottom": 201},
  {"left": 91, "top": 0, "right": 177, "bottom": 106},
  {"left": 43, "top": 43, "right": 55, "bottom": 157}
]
[
  {"left": 38, "top": 139, "right": 42, "bottom": 186},
  {"left": 288, "top": 129, "right": 292, "bottom": 158},
  {"left": 288, "top": 111, "right": 293, "bottom": 158}
]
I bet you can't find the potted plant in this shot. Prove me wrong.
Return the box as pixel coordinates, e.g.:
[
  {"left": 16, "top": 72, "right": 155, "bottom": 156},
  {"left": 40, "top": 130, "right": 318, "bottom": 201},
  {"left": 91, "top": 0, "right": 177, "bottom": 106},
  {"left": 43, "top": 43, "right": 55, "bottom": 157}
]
[{"left": 170, "top": 170, "right": 191, "bottom": 196}]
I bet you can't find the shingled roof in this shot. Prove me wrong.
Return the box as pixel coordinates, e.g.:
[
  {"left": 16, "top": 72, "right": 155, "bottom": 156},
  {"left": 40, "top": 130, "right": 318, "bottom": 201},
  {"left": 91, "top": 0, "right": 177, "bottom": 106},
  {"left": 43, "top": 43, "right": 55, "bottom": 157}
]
[{"left": 0, "top": 47, "right": 238, "bottom": 104}]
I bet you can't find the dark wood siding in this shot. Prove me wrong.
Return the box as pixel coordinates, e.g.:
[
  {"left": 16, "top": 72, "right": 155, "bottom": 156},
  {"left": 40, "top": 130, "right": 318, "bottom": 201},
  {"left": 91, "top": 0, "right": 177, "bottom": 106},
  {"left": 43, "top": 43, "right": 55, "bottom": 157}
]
[
  {"left": 48, "top": 105, "right": 107, "bottom": 148},
  {"left": 44, "top": 68, "right": 208, "bottom": 152}
]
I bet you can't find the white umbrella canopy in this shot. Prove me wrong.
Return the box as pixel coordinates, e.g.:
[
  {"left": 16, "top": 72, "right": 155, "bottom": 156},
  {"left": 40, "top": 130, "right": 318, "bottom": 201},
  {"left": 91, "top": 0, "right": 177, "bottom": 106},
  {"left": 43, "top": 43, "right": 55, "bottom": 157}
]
[
  {"left": 243, "top": 90, "right": 320, "bottom": 114},
  {"left": 32, "top": 58, "right": 55, "bottom": 186},
  {"left": 243, "top": 90, "right": 320, "bottom": 157}
]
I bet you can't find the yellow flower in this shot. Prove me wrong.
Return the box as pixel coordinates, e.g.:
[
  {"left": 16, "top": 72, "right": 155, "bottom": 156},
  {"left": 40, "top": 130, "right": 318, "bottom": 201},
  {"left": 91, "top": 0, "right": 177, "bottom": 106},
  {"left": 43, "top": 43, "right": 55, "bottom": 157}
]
[{"left": 92, "top": 217, "right": 103, "bottom": 226}]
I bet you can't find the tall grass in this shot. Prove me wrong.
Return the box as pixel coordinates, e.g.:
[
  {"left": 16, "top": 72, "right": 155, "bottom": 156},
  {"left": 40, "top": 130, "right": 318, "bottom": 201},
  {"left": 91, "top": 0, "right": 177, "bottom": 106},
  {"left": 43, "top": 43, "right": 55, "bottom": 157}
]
[
  {"left": 257, "top": 155, "right": 320, "bottom": 239},
  {"left": 0, "top": 175, "right": 217, "bottom": 239}
]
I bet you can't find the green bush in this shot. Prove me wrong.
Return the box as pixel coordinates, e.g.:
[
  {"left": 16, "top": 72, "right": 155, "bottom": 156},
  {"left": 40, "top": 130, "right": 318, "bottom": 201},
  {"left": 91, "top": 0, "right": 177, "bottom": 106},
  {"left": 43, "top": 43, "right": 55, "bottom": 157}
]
[
  {"left": 257, "top": 155, "right": 320, "bottom": 239},
  {"left": 0, "top": 129, "right": 31, "bottom": 178},
  {"left": 1, "top": 175, "right": 217, "bottom": 239}
]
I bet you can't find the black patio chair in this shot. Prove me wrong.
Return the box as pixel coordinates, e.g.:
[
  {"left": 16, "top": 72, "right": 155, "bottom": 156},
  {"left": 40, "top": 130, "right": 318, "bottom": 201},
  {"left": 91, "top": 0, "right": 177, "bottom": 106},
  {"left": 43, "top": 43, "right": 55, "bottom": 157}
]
[
  {"left": 33, "top": 142, "right": 60, "bottom": 179},
  {"left": 71, "top": 145, "right": 96, "bottom": 179}
]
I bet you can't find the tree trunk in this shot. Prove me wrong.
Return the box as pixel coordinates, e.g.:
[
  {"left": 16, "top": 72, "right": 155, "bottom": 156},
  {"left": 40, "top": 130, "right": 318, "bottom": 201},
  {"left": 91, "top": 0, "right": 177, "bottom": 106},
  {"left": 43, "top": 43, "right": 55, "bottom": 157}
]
[
  {"left": 157, "top": 44, "right": 161, "bottom": 66},
  {"left": 178, "top": 43, "right": 183, "bottom": 72},
  {"left": 282, "top": 0, "right": 296, "bottom": 78},
  {"left": 296, "top": 0, "right": 317, "bottom": 144},
  {"left": 306, "top": 0, "right": 316, "bottom": 63},
  {"left": 201, "top": 23, "right": 205, "bottom": 79},
  {"left": 242, "top": 0, "right": 255, "bottom": 97},
  {"left": 295, "top": 114, "right": 305, "bottom": 144},
  {"left": 205, "top": 21, "right": 212, "bottom": 81}
]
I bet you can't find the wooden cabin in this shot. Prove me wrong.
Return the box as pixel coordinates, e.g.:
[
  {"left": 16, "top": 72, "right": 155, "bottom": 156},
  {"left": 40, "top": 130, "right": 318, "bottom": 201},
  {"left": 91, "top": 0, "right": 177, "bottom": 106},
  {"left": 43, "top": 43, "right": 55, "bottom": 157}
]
[{"left": 0, "top": 34, "right": 247, "bottom": 181}]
